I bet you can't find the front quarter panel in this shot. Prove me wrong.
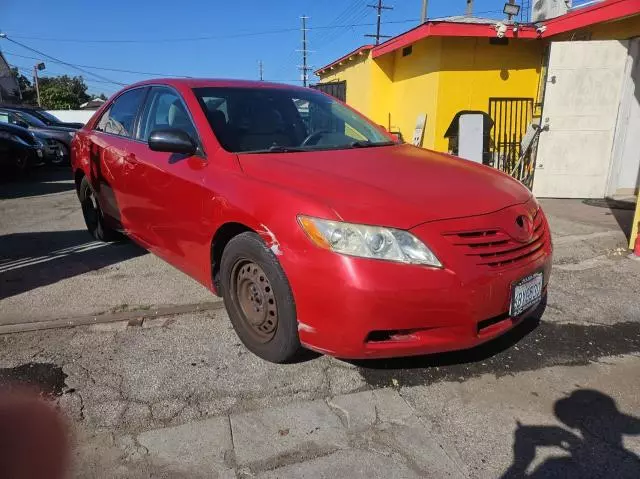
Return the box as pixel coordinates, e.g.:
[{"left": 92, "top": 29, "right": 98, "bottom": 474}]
[{"left": 202, "top": 163, "right": 338, "bottom": 290}]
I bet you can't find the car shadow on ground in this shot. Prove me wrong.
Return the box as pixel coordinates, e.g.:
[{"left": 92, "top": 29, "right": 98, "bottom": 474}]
[
  {"left": 0, "top": 229, "right": 147, "bottom": 300},
  {"left": 0, "top": 167, "right": 75, "bottom": 200},
  {"left": 582, "top": 198, "right": 636, "bottom": 242},
  {"left": 500, "top": 389, "right": 640, "bottom": 478}
]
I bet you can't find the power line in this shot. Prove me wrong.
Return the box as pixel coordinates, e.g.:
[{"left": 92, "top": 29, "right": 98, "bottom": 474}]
[
  {"left": 8, "top": 18, "right": 394, "bottom": 45},
  {"left": 277, "top": 2, "right": 370, "bottom": 82},
  {"left": 0, "top": 35, "right": 125, "bottom": 86},
  {"left": 3, "top": 50, "right": 189, "bottom": 77}
]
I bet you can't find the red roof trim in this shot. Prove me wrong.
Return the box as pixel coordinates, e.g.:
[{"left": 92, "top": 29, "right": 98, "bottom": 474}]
[
  {"left": 372, "top": 22, "right": 538, "bottom": 58},
  {"left": 543, "top": 0, "right": 640, "bottom": 37},
  {"left": 314, "top": 44, "right": 374, "bottom": 75}
]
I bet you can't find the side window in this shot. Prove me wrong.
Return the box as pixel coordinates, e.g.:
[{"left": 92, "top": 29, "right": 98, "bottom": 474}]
[
  {"left": 94, "top": 88, "right": 146, "bottom": 138},
  {"left": 137, "top": 87, "right": 198, "bottom": 142}
]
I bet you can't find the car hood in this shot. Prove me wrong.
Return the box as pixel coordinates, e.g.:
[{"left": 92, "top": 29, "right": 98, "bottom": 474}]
[{"left": 238, "top": 144, "right": 532, "bottom": 229}]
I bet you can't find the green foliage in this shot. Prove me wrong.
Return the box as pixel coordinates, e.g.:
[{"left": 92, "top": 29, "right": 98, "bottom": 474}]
[
  {"left": 10, "top": 67, "right": 37, "bottom": 105},
  {"left": 38, "top": 75, "right": 91, "bottom": 109}
]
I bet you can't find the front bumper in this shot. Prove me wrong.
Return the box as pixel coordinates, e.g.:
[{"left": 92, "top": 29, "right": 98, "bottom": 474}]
[{"left": 281, "top": 204, "right": 552, "bottom": 360}]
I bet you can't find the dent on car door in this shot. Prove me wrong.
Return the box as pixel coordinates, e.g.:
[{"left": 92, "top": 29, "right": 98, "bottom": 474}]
[
  {"left": 89, "top": 87, "right": 148, "bottom": 233},
  {"left": 129, "top": 86, "right": 210, "bottom": 283}
]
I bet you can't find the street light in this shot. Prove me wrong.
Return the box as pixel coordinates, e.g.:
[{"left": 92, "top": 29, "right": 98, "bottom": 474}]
[
  {"left": 34, "top": 62, "right": 46, "bottom": 107},
  {"left": 504, "top": 2, "right": 521, "bottom": 19}
]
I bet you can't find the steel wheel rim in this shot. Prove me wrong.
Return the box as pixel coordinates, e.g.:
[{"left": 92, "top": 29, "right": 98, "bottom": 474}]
[
  {"left": 231, "top": 260, "right": 278, "bottom": 343},
  {"left": 81, "top": 185, "right": 99, "bottom": 232},
  {"left": 52, "top": 144, "right": 67, "bottom": 165}
]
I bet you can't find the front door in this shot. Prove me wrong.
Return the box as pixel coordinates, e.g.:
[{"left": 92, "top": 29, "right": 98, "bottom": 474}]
[
  {"left": 88, "top": 87, "right": 148, "bottom": 230},
  {"left": 127, "top": 86, "right": 210, "bottom": 283},
  {"left": 533, "top": 40, "right": 629, "bottom": 198}
]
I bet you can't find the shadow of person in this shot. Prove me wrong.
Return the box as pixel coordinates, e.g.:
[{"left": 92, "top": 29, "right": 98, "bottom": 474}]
[{"left": 501, "top": 389, "right": 640, "bottom": 478}]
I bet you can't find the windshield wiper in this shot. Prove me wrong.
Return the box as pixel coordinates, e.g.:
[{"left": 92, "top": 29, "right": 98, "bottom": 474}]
[
  {"left": 350, "top": 140, "right": 395, "bottom": 148},
  {"left": 246, "top": 145, "right": 307, "bottom": 154}
]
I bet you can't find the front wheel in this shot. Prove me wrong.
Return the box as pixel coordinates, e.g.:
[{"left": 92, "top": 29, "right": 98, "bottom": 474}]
[
  {"left": 78, "top": 176, "right": 120, "bottom": 242},
  {"left": 220, "top": 232, "right": 302, "bottom": 363}
]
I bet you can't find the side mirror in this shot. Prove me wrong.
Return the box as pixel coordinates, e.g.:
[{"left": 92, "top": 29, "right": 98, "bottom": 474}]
[{"left": 148, "top": 128, "right": 197, "bottom": 155}]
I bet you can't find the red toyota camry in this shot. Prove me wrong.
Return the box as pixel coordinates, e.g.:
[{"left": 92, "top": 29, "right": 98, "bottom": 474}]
[{"left": 71, "top": 79, "right": 552, "bottom": 363}]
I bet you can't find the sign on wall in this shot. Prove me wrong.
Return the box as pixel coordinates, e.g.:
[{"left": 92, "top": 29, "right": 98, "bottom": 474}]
[{"left": 412, "top": 113, "right": 427, "bottom": 147}]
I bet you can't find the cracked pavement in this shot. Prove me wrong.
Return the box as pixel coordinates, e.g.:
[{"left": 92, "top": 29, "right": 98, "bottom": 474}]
[{"left": 1, "top": 170, "right": 639, "bottom": 477}]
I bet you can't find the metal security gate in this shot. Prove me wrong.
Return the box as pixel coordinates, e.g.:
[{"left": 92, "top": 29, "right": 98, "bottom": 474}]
[
  {"left": 311, "top": 81, "right": 346, "bottom": 102},
  {"left": 488, "top": 98, "right": 534, "bottom": 177}
]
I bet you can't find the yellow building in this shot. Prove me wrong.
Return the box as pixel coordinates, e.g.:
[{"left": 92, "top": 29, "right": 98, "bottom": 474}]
[{"left": 315, "top": 0, "right": 640, "bottom": 249}]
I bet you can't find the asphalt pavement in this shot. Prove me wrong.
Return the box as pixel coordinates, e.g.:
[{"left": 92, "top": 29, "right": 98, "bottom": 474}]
[{"left": 0, "top": 168, "right": 639, "bottom": 478}]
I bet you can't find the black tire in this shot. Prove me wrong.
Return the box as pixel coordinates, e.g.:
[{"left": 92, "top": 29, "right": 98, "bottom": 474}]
[
  {"left": 14, "top": 150, "right": 29, "bottom": 175},
  {"left": 51, "top": 142, "right": 69, "bottom": 166},
  {"left": 220, "top": 232, "right": 302, "bottom": 363},
  {"left": 78, "top": 176, "right": 121, "bottom": 242}
]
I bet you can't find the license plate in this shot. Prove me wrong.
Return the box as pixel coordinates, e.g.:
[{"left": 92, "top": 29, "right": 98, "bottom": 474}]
[{"left": 510, "top": 272, "right": 543, "bottom": 317}]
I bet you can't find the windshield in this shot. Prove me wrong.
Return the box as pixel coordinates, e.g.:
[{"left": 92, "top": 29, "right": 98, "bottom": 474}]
[
  {"left": 14, "top": 110, "right": 48, "bottom": 127},
  {"left": 36, "top": 110, "right": 62, "bottom": 124},
  {"left": 193, "top": 87, "right": 393, "bottom": 153}
]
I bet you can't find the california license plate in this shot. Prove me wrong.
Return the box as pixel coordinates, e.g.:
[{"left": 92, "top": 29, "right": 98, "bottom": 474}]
[{"left": 510, "top": 272, "right": 543, "bottom": 317}]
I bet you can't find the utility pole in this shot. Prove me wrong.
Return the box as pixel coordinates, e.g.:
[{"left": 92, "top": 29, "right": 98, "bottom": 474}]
[
  {"left": 258, "top": 60, "right": 264, "bottom": 81},
  {"left": 298, "top": 16, "right": 312, "bottom": 87},
  {"left": 421, "top": 0, "right": 429, "bottom": 23},
  {"left": 465, "top": 0, "right": 474, "bottom": 17},
  {"left": 365, "top": 0, "right": 393, "bottom": 45},
  {"left": 33, "top": 62, "right": 45, "bottom": 107}
]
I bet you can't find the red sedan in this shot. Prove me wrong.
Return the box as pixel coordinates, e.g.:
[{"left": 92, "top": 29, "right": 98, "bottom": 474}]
[{"left": 71, "top": 79, "right": 552, "bottom": 363}]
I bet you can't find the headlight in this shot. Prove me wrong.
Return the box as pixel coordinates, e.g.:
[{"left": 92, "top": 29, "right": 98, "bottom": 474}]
[{"left": 298, "top": 216, "right": 442, "bottom": 267}]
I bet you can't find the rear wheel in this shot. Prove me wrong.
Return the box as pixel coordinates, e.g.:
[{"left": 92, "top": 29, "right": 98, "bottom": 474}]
[
  {"left": 78, "top": 176, "right": 120, "bottom": 242},
  {"left": 14, "top": 151, "right": 29, "bottom": 174},
  {"left": 50, "top": 142, "right": 68, "bottom": 166},
  {"left": 220, "top": 232, "right": 301, "bottom": 363}
]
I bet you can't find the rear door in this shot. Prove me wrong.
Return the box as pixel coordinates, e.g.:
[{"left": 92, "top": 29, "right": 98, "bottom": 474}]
[
  {"left": 127, "top": 86, "right": 210, "bottom": 281},
  {"left": 88, "top": 87, "right": 148, "bottom": 230}
]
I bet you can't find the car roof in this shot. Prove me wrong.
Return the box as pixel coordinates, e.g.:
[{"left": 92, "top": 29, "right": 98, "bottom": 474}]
[{"left": 123, "top": 78, "right": 312, "bottom": 93}]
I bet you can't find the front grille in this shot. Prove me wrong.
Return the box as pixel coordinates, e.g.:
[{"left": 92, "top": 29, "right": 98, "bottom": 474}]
[{"left": 443, "top": 210, "right": 547, "bottom": 269}]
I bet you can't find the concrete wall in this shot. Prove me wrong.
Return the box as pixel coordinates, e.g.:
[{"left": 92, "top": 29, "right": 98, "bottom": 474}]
[
  {"left": 434, "top": 37, "right": 543, "bottom": 152},
  {"left": 388, "top": 37, "right": 442, "bottom": 149},
  {"left": 46, "top": 109, "right": 95, "bottom": 125},
  {"left": 318, "top": 36, "right": 544, "bottom": 152},
  {"left": 317, "top": 53, "right": 374, "bottom": 121}
]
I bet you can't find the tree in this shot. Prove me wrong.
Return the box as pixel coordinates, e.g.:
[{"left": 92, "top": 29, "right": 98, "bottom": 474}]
[
  {"left": 38, "top": 75, "right": 91, "bottom": 109},
  {"left": 9, "top": 67, "right": 37, "bottom": 105}
]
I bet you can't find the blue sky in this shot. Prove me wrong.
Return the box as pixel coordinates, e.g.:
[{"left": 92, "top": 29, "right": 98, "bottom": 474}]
[{"left": 0, "top": 0, "right": 559, "bottom": 96}]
